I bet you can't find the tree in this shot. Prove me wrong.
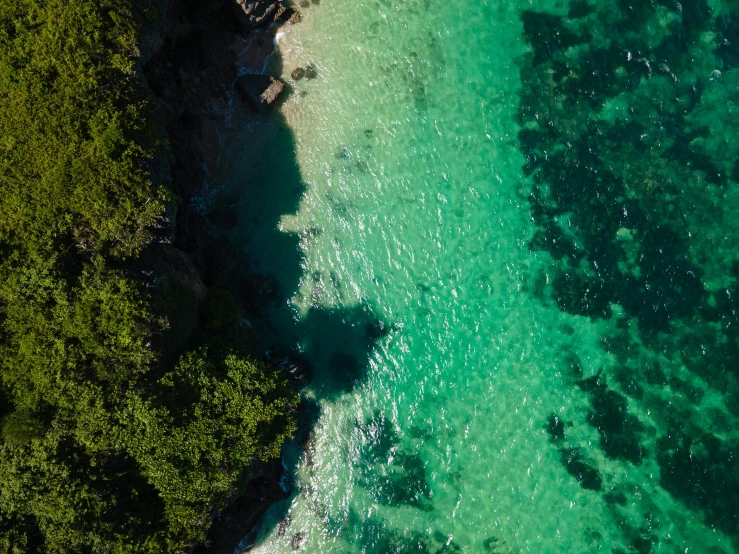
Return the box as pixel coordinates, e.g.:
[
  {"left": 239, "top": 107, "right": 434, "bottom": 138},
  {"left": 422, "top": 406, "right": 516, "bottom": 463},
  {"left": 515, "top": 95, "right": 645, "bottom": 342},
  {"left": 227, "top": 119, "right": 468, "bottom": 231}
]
[{"left": 123, "top": 348, "right": 299, "bottom": 549}]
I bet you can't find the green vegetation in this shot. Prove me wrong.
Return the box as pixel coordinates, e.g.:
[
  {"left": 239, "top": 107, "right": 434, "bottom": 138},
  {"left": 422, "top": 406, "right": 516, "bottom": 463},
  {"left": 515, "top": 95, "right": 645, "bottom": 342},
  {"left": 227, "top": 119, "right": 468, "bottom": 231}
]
[{"left": 0, "top": 1, "right": 297, "bottom": 551}]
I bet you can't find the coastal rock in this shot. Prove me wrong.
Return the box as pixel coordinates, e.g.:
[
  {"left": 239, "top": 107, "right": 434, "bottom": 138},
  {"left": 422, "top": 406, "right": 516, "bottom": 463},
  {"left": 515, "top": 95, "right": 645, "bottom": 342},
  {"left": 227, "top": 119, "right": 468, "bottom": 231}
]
[
  {"left": 279, "top": 6, "right": 302, "bottom": 24},
  {"left": 235, "top": 74, "right": 285, "bottom": 110},
  {"left": 274, "top": 4, "right": 287, "bottom": 20},
  {"left": 277, "top": 516, "right": 292, "bottom": 537},
  {"left": 291, "top": 67, "right": 306, "bottom": 80},
  {"left": 265, "top": 348, "right": 314, "bottom": 385},
  {"left": 234, "top": 27, "right": 278, "bottom": 73},
  {"left": 233, "top": 0, "right": 281, "bottom": 28},
  {"left": 544, "top": 412, "right": 568, "bottom": 442},
  {"left": 291, "top": 533, "right": 305, "bottom": 550}
]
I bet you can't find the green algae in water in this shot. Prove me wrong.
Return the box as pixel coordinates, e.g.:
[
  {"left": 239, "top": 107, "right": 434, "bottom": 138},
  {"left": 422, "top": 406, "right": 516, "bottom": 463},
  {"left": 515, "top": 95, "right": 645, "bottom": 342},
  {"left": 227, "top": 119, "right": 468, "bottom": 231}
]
[{"left": 214, "top": 0, "right": 739, "bottom": 551}]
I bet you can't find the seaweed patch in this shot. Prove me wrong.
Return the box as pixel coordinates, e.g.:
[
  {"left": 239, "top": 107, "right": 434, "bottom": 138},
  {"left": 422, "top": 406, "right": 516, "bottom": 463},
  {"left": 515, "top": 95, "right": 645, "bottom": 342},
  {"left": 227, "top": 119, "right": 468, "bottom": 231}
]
[
  {"left": 577, "top": 373, "right": 646, "bottom": 464},
  {"left": 517, "top": 0, "right": 739, "bottom": 545},
  {"left": 559, "top": 447, "right": 603, "bottom": 491}
]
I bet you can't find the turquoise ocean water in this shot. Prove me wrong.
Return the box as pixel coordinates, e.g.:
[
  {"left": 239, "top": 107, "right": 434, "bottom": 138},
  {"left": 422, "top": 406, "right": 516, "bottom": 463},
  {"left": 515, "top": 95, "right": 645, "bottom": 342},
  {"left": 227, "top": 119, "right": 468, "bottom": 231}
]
[{"left": 213, "top": 0, "right": 739, "bottom": 551}]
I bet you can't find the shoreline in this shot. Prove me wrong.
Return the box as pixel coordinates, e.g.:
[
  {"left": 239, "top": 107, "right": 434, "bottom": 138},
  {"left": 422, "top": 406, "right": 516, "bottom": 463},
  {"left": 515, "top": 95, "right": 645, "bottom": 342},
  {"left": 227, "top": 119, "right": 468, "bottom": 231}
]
[{"left": 141, "top": 0, "right": 312, "bottom": 551}]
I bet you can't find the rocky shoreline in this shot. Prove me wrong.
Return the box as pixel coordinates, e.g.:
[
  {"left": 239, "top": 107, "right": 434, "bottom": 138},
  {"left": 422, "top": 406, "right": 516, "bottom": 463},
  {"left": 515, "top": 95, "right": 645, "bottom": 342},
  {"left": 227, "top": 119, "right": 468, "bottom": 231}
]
[{"left": 138, "top": 0, "right": 309, "bottom": 551}]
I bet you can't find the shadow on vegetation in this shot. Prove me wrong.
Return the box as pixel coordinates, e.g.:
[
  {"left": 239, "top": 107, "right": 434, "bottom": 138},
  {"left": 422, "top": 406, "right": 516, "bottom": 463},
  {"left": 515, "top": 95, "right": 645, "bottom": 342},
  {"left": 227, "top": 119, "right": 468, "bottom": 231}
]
[{"left": 199, "top": 41, "right": 390, "bottom": 546}]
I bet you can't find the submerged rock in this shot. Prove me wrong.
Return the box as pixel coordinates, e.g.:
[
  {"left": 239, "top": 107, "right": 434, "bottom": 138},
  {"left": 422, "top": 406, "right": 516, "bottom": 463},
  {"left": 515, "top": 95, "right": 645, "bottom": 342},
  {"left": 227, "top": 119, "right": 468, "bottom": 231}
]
[
  {"left": 304, "top": 63, "right": 318, "bottom": 79},
  {"left": 604, "top": 491, "right": 628, "bottom": 506},
  {"left": 235, "top": 74, "right": 285, "bottom": 110},
  {"left": 277, "top": 515, "right": 291, "bottom": 537},
  {"left": 291, "top": 533, "right": 304, "bottom": 550},
  {"left": 284, "top": 358, "right": 313, "bottom": 385},
  {"left": 577, "top": 373, "right": 646, "bottom": 464},
  {"left": 265, "top": 348, "right": 313, "bottom": 386}
]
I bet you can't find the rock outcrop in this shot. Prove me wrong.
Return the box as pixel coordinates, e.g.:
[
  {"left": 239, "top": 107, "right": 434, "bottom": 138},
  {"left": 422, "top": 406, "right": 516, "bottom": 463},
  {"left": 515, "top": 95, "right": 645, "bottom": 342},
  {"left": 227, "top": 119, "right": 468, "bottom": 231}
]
[
  {"left": 235, "top": 26, "right": 278, "bottom": 72},
  {"left": 236, "top": 73, "right": 285, "bottom": 110},
  {"left": 232, "top": 0, "right": 302, "bottom": 29},
  {"left": 233, "top": 0, "right": 281, "bottom": 28}
]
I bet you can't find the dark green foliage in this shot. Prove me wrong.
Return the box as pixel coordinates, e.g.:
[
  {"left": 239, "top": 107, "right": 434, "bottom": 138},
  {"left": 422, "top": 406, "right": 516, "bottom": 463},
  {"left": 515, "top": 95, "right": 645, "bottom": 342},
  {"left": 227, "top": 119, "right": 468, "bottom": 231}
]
[
  {"left": 155, "top": 273, "right": 200, "bottom": 352},
  {"left": 1, "top": 411, "right": 46, "bottom": 446},
  {"left": 200, "top": 288, "right": 241, "bottom": 331},
  {"left": 123, "top": 349, "right": 298, "bottom": 549},
  {"left": 0, "top": 0, "right": 167, "bottom": 258},
  {"left": 0, "top": 1, "right": 297, "bottom": 551}
]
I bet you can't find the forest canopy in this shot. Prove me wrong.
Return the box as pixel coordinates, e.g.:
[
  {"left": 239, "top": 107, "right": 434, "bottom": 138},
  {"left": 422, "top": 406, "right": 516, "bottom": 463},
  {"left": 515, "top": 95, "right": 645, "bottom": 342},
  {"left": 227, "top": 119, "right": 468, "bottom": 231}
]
[{"left": 0, "top": 1, "right": 297, "bottom": 552}]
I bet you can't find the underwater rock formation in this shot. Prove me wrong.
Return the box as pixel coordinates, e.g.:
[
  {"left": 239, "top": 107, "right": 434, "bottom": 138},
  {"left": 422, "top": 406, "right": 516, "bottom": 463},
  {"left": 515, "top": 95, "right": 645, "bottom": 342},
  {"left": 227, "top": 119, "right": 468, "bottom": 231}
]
[
  {"left": 517, "top": 0, "right": 739, "bottom": 547},
  {"left": 559, "top": 448, "right": 603, "bottom": 491}
]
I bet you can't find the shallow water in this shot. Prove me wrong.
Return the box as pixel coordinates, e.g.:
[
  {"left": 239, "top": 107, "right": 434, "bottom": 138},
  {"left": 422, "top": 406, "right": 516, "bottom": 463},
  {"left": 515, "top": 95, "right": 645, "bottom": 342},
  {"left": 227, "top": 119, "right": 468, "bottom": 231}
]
[{"left": 215, "top": 0, "right": 739, "bottom": 552}]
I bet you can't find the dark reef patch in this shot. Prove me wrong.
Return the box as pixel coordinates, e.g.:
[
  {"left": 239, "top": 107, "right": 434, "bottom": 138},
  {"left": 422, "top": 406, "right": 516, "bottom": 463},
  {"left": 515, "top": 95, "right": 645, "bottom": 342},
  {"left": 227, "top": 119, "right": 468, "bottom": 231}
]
[
  {"left": 358, "top": 410, "right": 399, "bottom": 462},
  {"left": 577, "top": 373, "right": 646, "bottom": 464},
  {"left": 559, "top": 447, "right": 603, "bottom": 491},
  {"left": 604, "top": 490, "right": 627, "bottom": 506},
  {"left": 373, "top": 451, "right": 433, "bottom": 510},
  {"left": 544, "top": 412, "right": 568, "bottom": 443},
  {"left": 611, "top": 365, "right": 644, "bottom": 401},
  {"left": 521, "top": 11, "right": 583, "bottom": 65},
  {"left": 657, "top": 430, "right": 739, "bottom": 543},
  {"left": 434, "top": 541, "right": 463, "bottom": 554},
  {"left": 517, "top": 0, "right": 739, "bottom": 546},
  {"left": 517, "top": 0, "right": 737, "bottom": 360},
  {"left": 627, "top": 534, "right": 656, "bottom": 554},
  {"left": 356, "top": 515, "right": 431, "bottom": 553},
  {"left": 561, "top": 347, "right": 584, "bottom": 378},
  {"left": 356, "top": 412, "right": 432, "bottom": 511}
]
